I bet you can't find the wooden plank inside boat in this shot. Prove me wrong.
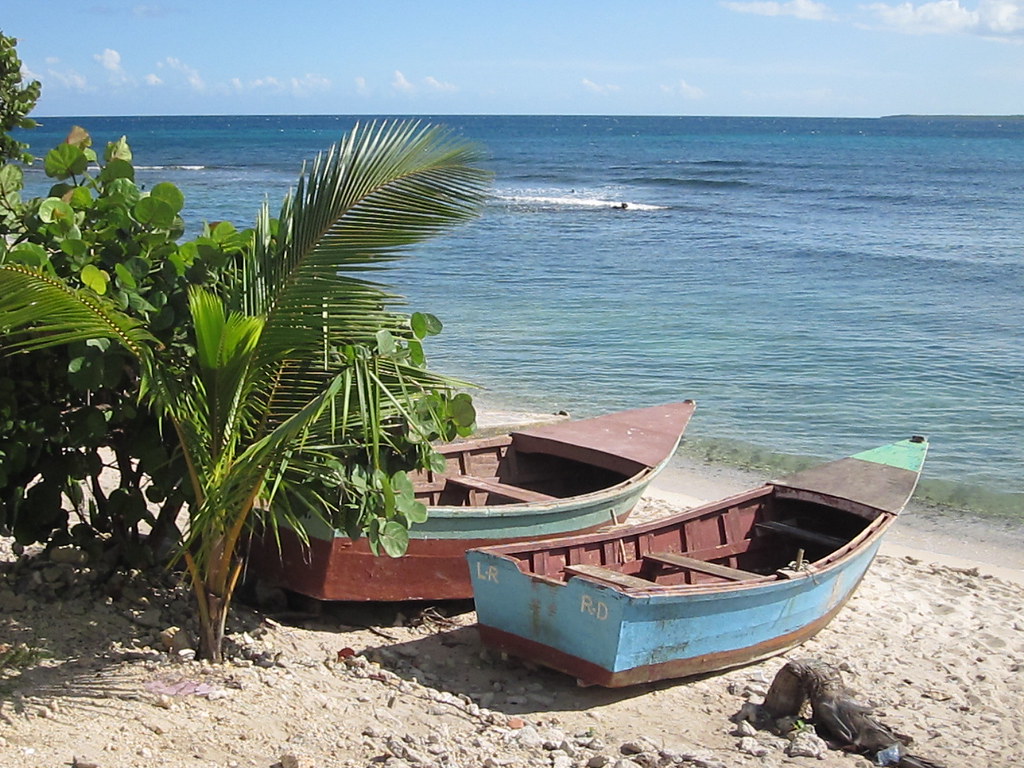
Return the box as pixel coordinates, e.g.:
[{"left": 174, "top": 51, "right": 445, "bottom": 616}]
[
  {"left": 563, "top": 563, "right": 654, "bottom": 589},
  {"left": 445, "top": 474, "right": 556, "bottom": 503},
  {"left": 645, "top": 551, "right": 761, "bottom": 582}
]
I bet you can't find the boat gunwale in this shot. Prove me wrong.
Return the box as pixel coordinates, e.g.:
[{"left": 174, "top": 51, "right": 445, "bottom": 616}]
[
  {"left": 416, "top": 450, "right": 675, "bottom": 522},
  {"left": 469, "top": 487, "right": 904, "bottom": 598}
]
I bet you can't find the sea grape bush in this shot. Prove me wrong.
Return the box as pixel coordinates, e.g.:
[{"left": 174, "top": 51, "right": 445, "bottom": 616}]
[
  {"left": 0, "top": 32, "right": 41, "bottom": 165},
  {"left": 0, "top": 123, "right": 479, "bottom": 570},
  {"left": 1, "top": 113, "right": 488, "bottom": 660},
  {"left": 0, "top": 125, "right": 247, "bottom": 560}
]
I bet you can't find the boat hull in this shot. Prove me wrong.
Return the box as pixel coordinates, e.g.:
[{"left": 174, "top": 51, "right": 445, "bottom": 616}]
[
  {"left": 468, "top": 530, "right": 885, "bottom": 686},
  {"left": 247, "top": 462, "right": 661, "bottom": 601},
  {"left": 467, "top": 436, "right": 926, "bottom": 686}
]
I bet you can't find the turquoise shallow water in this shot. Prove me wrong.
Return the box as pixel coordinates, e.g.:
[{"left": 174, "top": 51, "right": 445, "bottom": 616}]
[{"left": 16, "top": 115, "right": 1024, "bottom": 516}]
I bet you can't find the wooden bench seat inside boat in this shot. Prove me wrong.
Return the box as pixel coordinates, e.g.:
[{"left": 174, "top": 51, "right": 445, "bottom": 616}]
[
  {"left": 444, "top": 474, "right": 556, "bottom": 503},
  {"left": 563, "top": 563, "right": 654, "bottom": 589},
  {"left": 645, "top": 551, "right": 760, "bottom": 582},
  {"left": 755, "top": 520, "right": 847, "bottom": 550}
]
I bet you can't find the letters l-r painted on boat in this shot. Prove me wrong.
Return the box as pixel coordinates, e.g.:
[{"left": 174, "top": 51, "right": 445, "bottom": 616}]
[{"left": 476, "top": 561, "right": 499, "bottom": 583}]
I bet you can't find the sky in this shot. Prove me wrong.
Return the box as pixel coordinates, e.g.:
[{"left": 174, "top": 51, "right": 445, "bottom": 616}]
[{"left": 4, "top": 0, "right": 1023, "bottom": 117}]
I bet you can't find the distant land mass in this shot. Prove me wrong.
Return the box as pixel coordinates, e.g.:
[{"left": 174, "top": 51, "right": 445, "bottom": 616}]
[{"left": 881, "top": 114, "right": 1024, "bottom": 120}]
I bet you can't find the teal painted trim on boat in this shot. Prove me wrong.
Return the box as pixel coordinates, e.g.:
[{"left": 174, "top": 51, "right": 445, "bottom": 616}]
[
  {"left": 851, "top": 437, "right": 928, "bottom": 473},
  {"left": 297, "top": 451, "right": 672, "bottom": 543}
]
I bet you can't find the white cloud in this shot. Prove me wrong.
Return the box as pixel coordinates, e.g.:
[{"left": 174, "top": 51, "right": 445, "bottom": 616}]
[
  {"left": 159, "top": 56, "right": 205, "bottom": 91},
  {"left": 862, "top": 0, "right": 1024, "bottom": 38},
  {"left": 46, "top": 67, "right": 88, "bottom": 91},
  {"left": 224, "top": 74, "right": 331, "bottom": 97},
  {"left": 251, "top": 76, "right": 282, "bottom": 89},
  {"left": 145, "top": 73, "right": 162, "bottom": 86},
  {"left": 582, "top": 78, "right": 621, "bottom": 95},
  {"left": 661, "top": 78, "right": 706, "bottom": 99},
  {"left": 392, "top": 70, "right": 415, "bottom": 92},
  {"left": 39, "top": 56, "right": 87, "bottom": 91},
  {"left": 290, "top": 73, "right": 331, "bottom": 95},
  {"left": 95, "top": 48, "right": 122, "bottom": 72},
  {"left": 983, "top": 0, "right": 1024, "bottom": 32},
  {"left": 424, "top": 75, "right": 457, "bottom": 92},
  {"left": 133, "top": 4, "right": 169, "bottom": 18},
  {"left": 722, "top": 0, "right": 833, "bottom": 19},
  {"left": 94, "top": 48, "right": 131, "bottom": 85},
  {"left": 355, "top": 76, "right": 370, "bottom": 95}
]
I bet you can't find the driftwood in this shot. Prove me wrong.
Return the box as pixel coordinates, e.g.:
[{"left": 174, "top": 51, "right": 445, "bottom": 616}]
[{"left": 761, "top": 658, "right": 945, "bottom": 768}]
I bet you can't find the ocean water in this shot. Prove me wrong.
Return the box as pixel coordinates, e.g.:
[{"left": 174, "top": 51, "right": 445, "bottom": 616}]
[{"left": 15, "top": 115, "right": 1024, "bottom": 516}]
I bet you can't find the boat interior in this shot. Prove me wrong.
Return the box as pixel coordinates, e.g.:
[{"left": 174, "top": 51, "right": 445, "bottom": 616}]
[
  {"left": 411, "top": 434, "right": 638, "bottom": 507},
  {"left": 501, "top": 487, "right": 885, "bottom": 588}
]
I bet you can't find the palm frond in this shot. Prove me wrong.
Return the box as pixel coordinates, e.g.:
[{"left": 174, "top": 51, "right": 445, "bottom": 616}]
[
  {"left": 241, "top": 120, "right": 491, "bottom": 364},
  {"left": 0, "top": 263, "right": 158, "bottom": 358}
]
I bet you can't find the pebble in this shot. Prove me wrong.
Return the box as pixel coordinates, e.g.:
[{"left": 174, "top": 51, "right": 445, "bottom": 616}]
[
  {"left": 732, "top": 719, "right": 757, "bottom": 737},
  {"left": 618, "top": 740, "right": 649, "bottom": 755},
  {"left": 787, "top": 730, "right": 829, "bottom": 758},
  {"left": 49, "top": 545, "right": 88, "bottom": 565},
  {"left": 737, "top": 736, "right": 768, "bottom": 756},
  {"left": 131, "top": 607, "right": 165, "bottom": 629}
]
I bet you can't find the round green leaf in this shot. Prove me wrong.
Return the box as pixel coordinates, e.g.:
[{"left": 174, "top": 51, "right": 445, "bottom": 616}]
[
  {"left": 7, "top": 242, "right": 47, "bottom": 267},
  {"left": 44, "top": 143, "right": 89, "bottom": 180},
  {"left": 105, "top": 136, "right": 132, "bottom": 162},
  {"left": 133, "top": 196, "right": 175, "bottom": 228},
  {"left": 426, "top": 450, "right": 448, "bottom": 474},
  {"left": 80, "top": 264, "right": 110, "bottom": 295},
  {"left": 398, "top": 498, "right": 428, "bottom": 525},
  {"left": 407, "top": 339, "right": 425, "bottom": 366},
  {"left": 411, "top": 312, "right": 443, "bottom": 339},
  {"left": 39, "top": 198, "right": 75, "bottom": 225},
  {"left": 449, "top": 393, "right": 476, "bottom": 428},
  {"left": 376, "top": 520, "right": 410, "bottom": 558},
  {"left": 105, "top": 178, "right": 141, "bottom": 205},
  {"left": 100, "top": 158, "right": 135, "bottom": 183},
  {"left": 60, "top": 238, "right": 88, "bottom": 258},
  {"left": 150, "top": 305, "right": 176, "bottom": 331},
  {"left": 150, "top": 182, "right": 184, "bottom": 214},
  {"left": 114, "top": 262, "right": 138, "bottom": 290},
  {"left": 68, "top": 186, "right": 94, "bottom": 208}
]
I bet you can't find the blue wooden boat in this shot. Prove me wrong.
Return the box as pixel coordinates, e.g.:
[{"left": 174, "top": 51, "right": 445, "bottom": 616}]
[
  {"left": 467, "top": 437, "right": 928, "bottom": 687},
  {"left": 247, "top": 401, "right": 695, "bottom": 601}
]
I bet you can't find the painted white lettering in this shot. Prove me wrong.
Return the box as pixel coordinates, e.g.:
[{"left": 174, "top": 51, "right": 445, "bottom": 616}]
[
  {"left": 476, "top": 561, "right": 499, "bottom": 583},
  {"left": 580, "top": 595, "right": 609, "bottom": 621}
]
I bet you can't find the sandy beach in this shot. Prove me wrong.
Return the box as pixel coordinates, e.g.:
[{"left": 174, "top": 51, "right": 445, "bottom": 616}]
[{"left": 2, "top": 451, "right": 1023, "bottom": 768}]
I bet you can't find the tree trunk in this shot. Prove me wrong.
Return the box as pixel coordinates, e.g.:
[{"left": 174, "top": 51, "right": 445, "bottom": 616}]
[{"left": 198, "top": 590, "right": 227, "bottom": 663}]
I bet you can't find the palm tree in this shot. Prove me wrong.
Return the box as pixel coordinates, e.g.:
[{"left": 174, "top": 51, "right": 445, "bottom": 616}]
[{"left": 0, "top": 120, "right": 490, "bottom": 660}]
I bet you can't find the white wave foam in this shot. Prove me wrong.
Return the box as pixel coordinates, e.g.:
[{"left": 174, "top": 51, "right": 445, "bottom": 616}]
[
  {"left": 135, "top": 165, "right": 207, "bottom": 171},
  {"left": 495, "top": 194, "right": 666, "bottom": 211}
]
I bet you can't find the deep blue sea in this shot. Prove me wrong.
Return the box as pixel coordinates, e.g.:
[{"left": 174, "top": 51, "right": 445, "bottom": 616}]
[{"left": 15, "top": 115, "right": 1024, "bottom": 516}]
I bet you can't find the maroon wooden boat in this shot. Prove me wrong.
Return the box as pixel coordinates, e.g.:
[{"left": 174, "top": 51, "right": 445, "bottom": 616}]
[{"left": 247, "top": 401, "right": 696, "bottom": 601}]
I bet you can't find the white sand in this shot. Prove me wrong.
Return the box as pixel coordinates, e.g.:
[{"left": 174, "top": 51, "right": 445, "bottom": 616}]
[{"left": 2, "top": 425, "right": 1023, "bottom": 766}]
